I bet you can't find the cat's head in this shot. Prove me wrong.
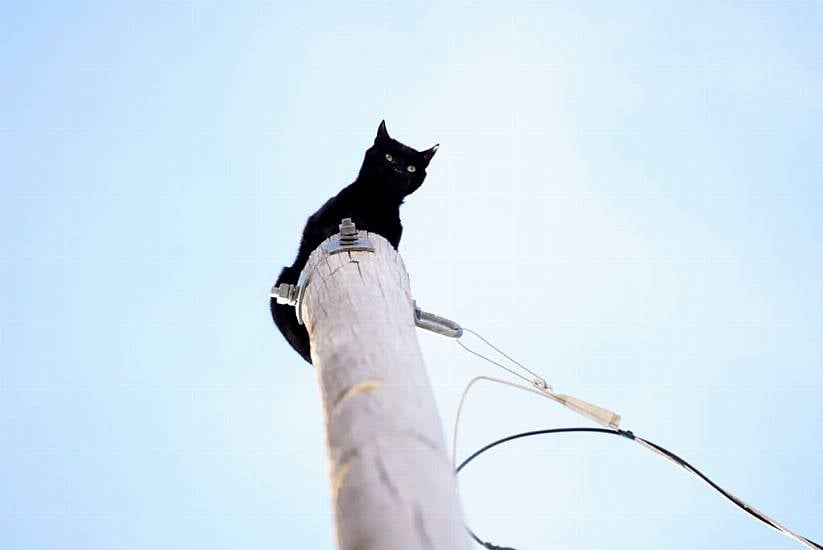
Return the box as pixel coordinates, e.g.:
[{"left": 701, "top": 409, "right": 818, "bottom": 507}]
[{"left": 360, "top": 120, "right": 438, "bottom": 198}]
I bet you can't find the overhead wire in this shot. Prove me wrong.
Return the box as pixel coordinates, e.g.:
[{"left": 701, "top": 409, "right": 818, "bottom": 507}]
[{"left": 452, "top": 328, "right": 822, "bottom": 550}]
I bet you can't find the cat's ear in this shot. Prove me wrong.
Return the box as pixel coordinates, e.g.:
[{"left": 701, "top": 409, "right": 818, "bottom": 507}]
[
  {"left": 375, "top": 120, "right": 390, "bottom": 143},
  {"left": 420, "top": 144, "right": 439, "bottom": 164}
]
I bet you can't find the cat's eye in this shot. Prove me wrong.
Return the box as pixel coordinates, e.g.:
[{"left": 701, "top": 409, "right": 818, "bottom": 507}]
[
  {"left": 407, "top": 165, "right": 416, "bottom": 173},
  {"left": 384, "top": 153, "right": 393, "bottom": 162}
]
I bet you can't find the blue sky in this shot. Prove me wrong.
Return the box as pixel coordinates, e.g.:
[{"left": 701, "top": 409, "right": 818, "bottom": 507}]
[{"left": 1, "top": 1, "right": 821, "bottom": 549}]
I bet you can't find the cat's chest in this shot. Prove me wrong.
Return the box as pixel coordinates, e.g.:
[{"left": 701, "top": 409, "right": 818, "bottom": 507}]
[
  {"left": 334, "top": 191, "right": 399, "bottom": 224},
  {"left": 311, "top": 187, "right": 402, "bottom": 246}
]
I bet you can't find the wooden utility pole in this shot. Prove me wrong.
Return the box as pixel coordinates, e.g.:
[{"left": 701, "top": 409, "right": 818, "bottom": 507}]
[{"left": 296, "top": 220, "right": 469, "bottom": 550}]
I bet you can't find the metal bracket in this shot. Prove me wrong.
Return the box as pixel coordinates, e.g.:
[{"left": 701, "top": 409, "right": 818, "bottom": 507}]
[
  {"left": 294, "top": 264, "right": 310, "bottom": 326},
  {"left": 270, "top": 270, "right": 311, "bottom": 326},
  {"left": 325, "top": 218, "right": 375, "bottom": 255},
  {"left": 272, "top": 218, "right": 370, "bottom": 326},
  {"left": 414, "top": 302, "right": 463, "bottom": 338}
]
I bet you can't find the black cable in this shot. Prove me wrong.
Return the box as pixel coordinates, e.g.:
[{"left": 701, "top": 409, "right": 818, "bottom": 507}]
[
  {"left": 456, "top": 427, "right": 822, "bottom": 550},
  {"left": 456, "top": 428, "right": 634, "bottom": 549},
  {"left": 457, "top": 427, "right": 634, "bottom": 475},
  {"left": 634, "top": 435, "right": 823, "bottom": 550},
  {"left": 468, "top": 527, "right": 515, "bottom": 550}
]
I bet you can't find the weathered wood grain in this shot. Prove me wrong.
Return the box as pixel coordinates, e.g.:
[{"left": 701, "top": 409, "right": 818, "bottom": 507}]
[{"left": 300, "top": 231, "right": 469, "bottom": 550}]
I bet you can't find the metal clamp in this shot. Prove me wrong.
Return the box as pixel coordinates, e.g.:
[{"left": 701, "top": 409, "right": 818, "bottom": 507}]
[
  {"left": 325, "top": 218, "right": 375, "bottom": 255},
  {"left": 272, "top": 218, "right": 371, "bottom": 325},
  {"left": 271, "top": 283, "right": 298, "bottom": 306},
  {"left": 414, "top": 302, "right": 463, "bottom": 338}
]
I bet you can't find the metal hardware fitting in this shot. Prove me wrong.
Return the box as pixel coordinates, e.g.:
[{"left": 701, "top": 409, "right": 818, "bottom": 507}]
[
  {"left": 270, "top": 283, "right": 298, "bottom": 306},
  {"left": 294, "top": 265, "right": 309, "bottom": 326},
  {"left": 325, "top": 218, "right": 375, "bottom": 255},
  {"left": 271, "top": 217, "right": 373, "bottom": 325},
  {"left": 270, "top": 272, "right": 310, "bottom": 326},
  {"left": 532, "top": 377, "right": 549, "bottom": 391},
  {"left": 414, "top": 302, "right": 463, "bottom": 338}
]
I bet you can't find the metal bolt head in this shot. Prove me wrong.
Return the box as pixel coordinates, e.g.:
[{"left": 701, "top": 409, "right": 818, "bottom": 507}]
[
  {"left": 339, "top": 218, "right": 357, "bottom": 237},
  {"left": 271, "top": 282, "right": 298, "bottom": 306}
]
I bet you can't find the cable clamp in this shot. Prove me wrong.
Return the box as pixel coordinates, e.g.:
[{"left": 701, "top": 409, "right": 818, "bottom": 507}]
[
  {"left": 325, "top": 218, "right": 375, "bottom": 255},
  {"left": 269, "top": 264, "right": 312, "bottom": 326},
  {"left": 413, "top": 302, "right": 463, "bottom": 338}
]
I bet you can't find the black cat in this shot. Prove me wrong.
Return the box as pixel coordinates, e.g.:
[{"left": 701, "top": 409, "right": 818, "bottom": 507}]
[{"left": 271, "top": 121, "right": 439, "bottom": 363}]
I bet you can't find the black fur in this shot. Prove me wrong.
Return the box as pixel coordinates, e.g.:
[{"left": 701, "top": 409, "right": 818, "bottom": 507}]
[{"left": 271, "top": 121, "right": 438, "bottom": 363}]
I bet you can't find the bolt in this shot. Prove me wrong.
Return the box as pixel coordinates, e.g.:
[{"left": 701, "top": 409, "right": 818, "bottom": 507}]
[
  {"left": 339, "top": 218, "right": 359, "bottom": 245},
  {"left": 339, "top": 218, "right": 356, "bottom": 236},
  {"left": 270, "top": 282, "right": 298, "bottom": 306}
]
